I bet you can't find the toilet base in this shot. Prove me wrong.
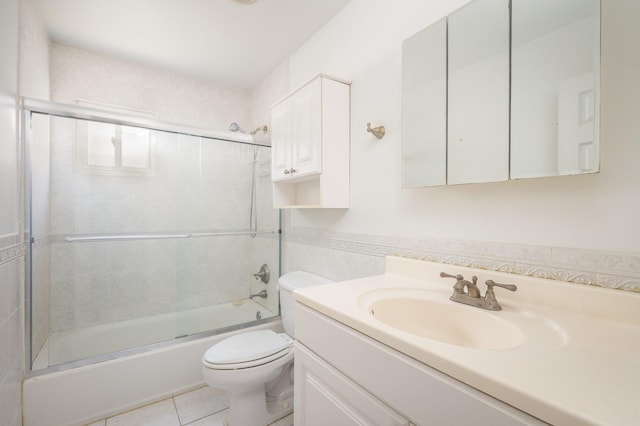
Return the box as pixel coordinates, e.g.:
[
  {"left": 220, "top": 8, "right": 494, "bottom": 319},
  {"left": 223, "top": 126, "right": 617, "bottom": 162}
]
[
  {"left": 227, "top": 383, "right": 292, "bottom": 426},
  {"left": 212, "top": 360, "right": 294, "bottom": 426}
]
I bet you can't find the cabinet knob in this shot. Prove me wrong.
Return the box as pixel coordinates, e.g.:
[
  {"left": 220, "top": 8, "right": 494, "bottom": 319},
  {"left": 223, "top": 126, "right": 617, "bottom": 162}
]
[
  {"left": 284, "top": 169, "right": 290, "bottom": 175},
  {"left": 289, "top": 168, "right": 297, "bottom": 174}
]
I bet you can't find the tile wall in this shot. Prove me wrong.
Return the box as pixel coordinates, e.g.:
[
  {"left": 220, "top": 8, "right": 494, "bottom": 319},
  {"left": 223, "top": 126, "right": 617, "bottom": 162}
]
[
  {"left": 1, "top": 0, "right": 22, "bottom": 422},
  {"left": 282, "top": 211, "right": 640, "bottom": 291},
  {"left": 0, "top": 237, "right": 23, "bottom": 426}
]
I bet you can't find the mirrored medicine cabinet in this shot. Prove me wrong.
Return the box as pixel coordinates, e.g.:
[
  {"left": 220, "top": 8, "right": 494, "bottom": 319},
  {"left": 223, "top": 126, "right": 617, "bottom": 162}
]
[{"left": 402, "top": 0, "right": 601, "bottom": 188}]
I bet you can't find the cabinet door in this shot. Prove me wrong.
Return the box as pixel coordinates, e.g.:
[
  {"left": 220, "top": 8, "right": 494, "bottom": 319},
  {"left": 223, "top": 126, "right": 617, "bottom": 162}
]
[
  {"left": 271, "top": 98, "right": 292, "bottom": 182},
  {"left": 295, "top": 343, "right": 410, "bottom": 426},
  {"left": 290, "top": 78, "right": 322, "bottom": 179}
]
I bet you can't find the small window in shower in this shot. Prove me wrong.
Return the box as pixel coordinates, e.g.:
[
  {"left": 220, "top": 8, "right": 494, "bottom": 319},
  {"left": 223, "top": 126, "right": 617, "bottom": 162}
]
[{"left": 75, "top": 100, "right": 157, "bottom": 176}]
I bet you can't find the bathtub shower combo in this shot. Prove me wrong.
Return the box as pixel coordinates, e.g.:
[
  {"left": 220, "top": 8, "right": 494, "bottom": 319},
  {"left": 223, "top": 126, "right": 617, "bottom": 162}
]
[{"left": 24, "top": 98, "right": 281, "bottom": 374}]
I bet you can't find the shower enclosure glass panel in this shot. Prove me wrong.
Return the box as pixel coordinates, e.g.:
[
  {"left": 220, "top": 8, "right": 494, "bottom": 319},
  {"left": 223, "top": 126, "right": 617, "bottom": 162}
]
[{"left": 28, "top": 111, "right": 279, "bottom": 371}]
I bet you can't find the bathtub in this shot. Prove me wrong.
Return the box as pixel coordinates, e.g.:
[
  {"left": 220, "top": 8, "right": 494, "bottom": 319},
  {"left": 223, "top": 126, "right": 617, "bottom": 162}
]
[
  {"left": 34, "top": 299, "right": 271, "bottom": 367},
  {"left": 24, "top": 300, "right": 281, "bottom": 426}
]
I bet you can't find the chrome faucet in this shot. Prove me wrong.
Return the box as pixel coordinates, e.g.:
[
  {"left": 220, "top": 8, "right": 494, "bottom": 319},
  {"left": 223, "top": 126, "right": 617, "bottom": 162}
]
[
  {"left": 440, "top": 272, "right": 517, "bottom": 311},
  {"left": 250, "top": 289, "right": 268, "bottom": 300}
]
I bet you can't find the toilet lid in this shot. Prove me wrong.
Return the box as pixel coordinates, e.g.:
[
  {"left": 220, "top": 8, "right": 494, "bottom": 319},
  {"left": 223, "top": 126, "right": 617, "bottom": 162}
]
[{"left": 203, "top": 330, "right": 292, "bottom": 365}]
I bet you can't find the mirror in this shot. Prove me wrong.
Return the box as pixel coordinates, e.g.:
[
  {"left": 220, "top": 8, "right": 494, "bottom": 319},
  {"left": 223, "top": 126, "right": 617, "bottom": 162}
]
[
  {"left": 447, "top": 0, "right": 510, "bottom": 185},
  {"left": 402, "top": 18, "right": 447, "bottom": 188},
  {"left": 401, "top": 0, "right": 601, "bottom": 188},
  {"left": 511, "top": 0, "right": 600, "bottom": 179}
]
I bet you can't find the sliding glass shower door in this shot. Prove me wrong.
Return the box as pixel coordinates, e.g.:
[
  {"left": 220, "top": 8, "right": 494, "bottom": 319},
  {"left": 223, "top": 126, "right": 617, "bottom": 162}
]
[{"left": 26, "top": 105, "right": 280, "bottom": 372}]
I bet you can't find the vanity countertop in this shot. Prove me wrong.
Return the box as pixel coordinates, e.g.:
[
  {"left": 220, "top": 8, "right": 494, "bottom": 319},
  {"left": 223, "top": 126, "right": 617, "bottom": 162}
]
[{"left": 293, "top": 256, "right": 640, "bottom": 425}]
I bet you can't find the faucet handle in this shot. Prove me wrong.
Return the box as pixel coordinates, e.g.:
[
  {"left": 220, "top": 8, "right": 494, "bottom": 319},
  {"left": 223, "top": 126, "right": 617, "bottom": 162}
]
[
  {"left": 253, "top": 264, "right": 270, "bottom": 284},
  {"left": 485, "top": 280, "right": 517, "bottom": 292},
  {"left": 482, "top": 280, "right": 517, "bottom": 311},
  {"left": 440, "top": 272, "right": 464, "bottom": 281},
  {"left": 441, "top": 272, "right": 476, "bottom": 297}
]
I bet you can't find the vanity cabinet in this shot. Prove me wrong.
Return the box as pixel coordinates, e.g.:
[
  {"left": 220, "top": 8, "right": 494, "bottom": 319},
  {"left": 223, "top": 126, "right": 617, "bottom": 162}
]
[
  {"left": 295, "top": 343, "right": 411, "bottom": 426},
  {"left": 295, "top": 303, "right": 546, "bottom": 426},
  {"left": 270, "top": 74, "right": 350, "bottom": 208}
]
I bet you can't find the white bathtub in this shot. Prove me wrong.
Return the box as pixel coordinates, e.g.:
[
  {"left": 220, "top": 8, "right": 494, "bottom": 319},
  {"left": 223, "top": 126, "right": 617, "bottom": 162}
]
[
  {"left": 24, "top": 301, "right": 281, "bottom": 426},
  {"left": 35, "top": 299, "right": 272, "bottom": 367}
]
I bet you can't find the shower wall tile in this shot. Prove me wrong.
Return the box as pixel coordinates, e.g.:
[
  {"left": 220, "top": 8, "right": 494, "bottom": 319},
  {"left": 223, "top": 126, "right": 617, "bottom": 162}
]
[
  {"left": 249, "top": 235, "right": 281, "bottom": 314},
  {"left": 0, "top": 256, "right": 24, "bottom": 426},
  {"left": 50, "top": 276, "right": 74, "bottom": 312},
  {"left": 284, "top": 241, "right": 385, "bottom": 283},
  {"left": 177, "top": 134, "right": 201, "bottom": 176},
  {"left": 157, "top": 132, "right": 178, "bottom": 177},
  {"left": 0, "top": 321, "right": 8, "bottom": 390},
  {"left": 31, "top": 245, "right": 50, "bottom": 356}
]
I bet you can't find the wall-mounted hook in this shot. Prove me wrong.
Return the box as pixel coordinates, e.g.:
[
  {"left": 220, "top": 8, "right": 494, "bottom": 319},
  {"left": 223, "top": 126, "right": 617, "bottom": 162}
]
[{"left": 367, "top": 122, "right": 386, "bottom": 140}]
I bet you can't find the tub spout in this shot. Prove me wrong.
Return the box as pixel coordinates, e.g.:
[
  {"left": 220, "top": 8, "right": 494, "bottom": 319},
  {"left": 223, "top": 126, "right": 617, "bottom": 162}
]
[{"left": 250, "top": 290, "right": 268, "bottom": 300}]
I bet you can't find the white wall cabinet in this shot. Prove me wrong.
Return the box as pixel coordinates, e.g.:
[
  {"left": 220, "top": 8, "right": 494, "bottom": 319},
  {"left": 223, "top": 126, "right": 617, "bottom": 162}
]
[
  {"left": 270, "top": 74, "right": 350, "bottom": 208},
  {"left": 295, "top": 303, "right": 546, "bottom": 426}
]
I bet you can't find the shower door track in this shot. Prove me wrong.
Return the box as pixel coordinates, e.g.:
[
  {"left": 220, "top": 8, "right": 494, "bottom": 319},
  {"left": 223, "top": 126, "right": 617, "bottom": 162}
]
[{"left": 21, "top": 97, "right": 270, "bottom": 147}]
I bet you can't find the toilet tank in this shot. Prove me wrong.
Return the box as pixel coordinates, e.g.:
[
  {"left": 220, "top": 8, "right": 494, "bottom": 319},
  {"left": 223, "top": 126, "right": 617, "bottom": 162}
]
[{"left": 279, "top": 271, "right": 332, "bottom": 338}]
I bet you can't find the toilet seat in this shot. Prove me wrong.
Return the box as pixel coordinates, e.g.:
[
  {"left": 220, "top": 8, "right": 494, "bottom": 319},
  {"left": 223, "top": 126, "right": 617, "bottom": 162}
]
[{"left": 203, "top": 330, "right": 293, "bottom": 370}]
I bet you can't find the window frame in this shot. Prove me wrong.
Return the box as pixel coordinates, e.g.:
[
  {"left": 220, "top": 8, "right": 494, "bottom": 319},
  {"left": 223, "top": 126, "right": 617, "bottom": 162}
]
[{"left": 74, "top": 100, "right": 158, "bottom": 177}]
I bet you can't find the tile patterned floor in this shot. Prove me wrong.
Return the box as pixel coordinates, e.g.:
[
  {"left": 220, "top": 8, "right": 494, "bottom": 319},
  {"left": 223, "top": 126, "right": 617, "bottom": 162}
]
[{"left": 84, "top": 386, "right": 293, "bottom": 426}]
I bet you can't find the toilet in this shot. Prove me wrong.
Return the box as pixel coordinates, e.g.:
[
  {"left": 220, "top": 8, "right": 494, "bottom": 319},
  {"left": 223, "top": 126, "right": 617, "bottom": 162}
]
[{"left": 202, "top": 271, "right": 332, "bottom": 426}]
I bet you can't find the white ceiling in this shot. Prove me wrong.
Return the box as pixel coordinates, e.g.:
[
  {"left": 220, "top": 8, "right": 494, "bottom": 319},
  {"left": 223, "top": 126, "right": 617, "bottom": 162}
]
[{"left": 35, "top": 0, "right": 351, "bottom": 89}]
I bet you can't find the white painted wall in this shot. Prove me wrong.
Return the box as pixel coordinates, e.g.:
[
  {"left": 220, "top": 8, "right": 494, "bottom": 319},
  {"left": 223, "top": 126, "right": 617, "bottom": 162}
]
[{"left": 278, "top": 0, "right": 640, "bottom": 254}]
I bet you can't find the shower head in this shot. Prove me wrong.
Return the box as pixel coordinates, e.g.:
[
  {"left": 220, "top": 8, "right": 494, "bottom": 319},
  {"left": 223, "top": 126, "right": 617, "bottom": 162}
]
[{"left": 229, "top": 122, "right": 246, "bottom": 133}]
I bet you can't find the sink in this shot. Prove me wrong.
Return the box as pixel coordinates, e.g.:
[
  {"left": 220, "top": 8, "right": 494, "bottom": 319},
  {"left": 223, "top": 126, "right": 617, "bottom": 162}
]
[{"left": 358, "top": 289, "right": 525, "bottom": 350}]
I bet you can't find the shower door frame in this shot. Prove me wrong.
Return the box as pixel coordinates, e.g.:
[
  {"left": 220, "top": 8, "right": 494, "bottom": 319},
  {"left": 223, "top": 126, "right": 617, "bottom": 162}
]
[{"left": 21, "top": 97, "right": 282, "bottom": 377}]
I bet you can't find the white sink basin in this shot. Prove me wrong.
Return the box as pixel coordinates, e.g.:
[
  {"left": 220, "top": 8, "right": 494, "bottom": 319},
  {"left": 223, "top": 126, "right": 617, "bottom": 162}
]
[
  {"left": 358, "top": 287, "right": 569, "bottom": 351},
  {"left": 368, "top": 297, "right": 524, "bottom": 350},
  {"left": 359, "top": 289, "right": 525, "bottom": 350}
]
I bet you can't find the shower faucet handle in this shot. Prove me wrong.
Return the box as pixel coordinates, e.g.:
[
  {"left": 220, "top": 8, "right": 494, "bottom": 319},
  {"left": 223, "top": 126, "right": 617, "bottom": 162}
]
[{"left": 253, "top": 264, "right": 270, "bottom": 284}]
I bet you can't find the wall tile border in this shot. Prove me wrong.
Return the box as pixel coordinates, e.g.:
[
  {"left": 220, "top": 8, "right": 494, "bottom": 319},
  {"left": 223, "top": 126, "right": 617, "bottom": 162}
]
[
  {"left": 32, "top": 236, "right": 49, "bottom": 251},
  {"left": 282, "top": 213, "right": 640, "bottom": 292},
  {"left": 0, "top": 234, "right": 24, "bottom": 265}
]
